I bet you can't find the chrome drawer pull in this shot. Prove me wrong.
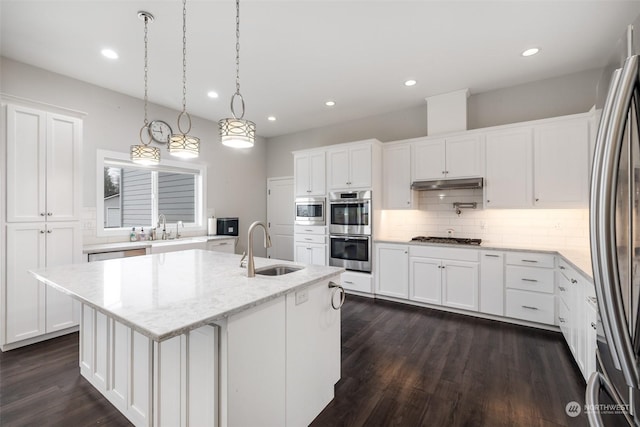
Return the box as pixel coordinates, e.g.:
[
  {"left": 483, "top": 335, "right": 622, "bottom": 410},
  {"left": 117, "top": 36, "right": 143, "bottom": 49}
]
[
  {"left": 558, "top": 286, "right": 566, "bottom": 291},
  {"left": 484, "top": 254, "right": 499, "bottom": 258},
  {"left": 343, "top": 280, "right": 354, "bottom": 284},
  {"left": 559, "top": 266, "right": 566, "bottom": 270},
  {"left": 591, "top": 322, "right": 597, "bottom": 330},
  {"left": 570, "top": 279, "right": 578, "bottom": 284},
  {"left": 522, "top": 305, "right": 539, "bottom": 311},
  {"left": 521, "top": 278, "right": 538, "bottom": 282},
  {"left": 559, "top": 317, "right": 566, "bottom": 323},
  {"left": 522, "top": 259, "right": 538, "bottom": 263}
]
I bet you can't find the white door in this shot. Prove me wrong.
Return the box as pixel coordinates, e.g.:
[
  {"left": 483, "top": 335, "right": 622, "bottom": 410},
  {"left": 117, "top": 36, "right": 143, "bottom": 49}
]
[
  {"left": 6, "top": 223, "right": 47, "bottom": 343},
  {"left": 410, "top": 257, "right": 442, "bottom": 305},
  {"left": 267, "top": 177, "right": 294, "bottom": 261}
]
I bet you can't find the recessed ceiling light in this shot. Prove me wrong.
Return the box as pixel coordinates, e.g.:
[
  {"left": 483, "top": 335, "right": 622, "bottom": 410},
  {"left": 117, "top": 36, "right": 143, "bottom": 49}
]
[
  {"left": 404, "top": 79, "right": 417, "bottom": 87},
  {"left": 267, "top": 116, "right": 276, "bottom": 121},
  {"left": 207, "top": 91, "right": 219, "bottom": 99},
  {"left": 101, "top": 48, "right": 118, "bottom": 59},
  {"left": 325, "top": 100, "right": 336, "bottom": 107},
  {"left": 521, "top": 47, "right": 540, "bottom": 57}
]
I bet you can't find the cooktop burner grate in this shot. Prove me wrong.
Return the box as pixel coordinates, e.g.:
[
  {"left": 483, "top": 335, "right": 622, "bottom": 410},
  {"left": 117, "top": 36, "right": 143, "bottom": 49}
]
[{"left": 410, "top": 236, "right": 482, "bottom": 245}]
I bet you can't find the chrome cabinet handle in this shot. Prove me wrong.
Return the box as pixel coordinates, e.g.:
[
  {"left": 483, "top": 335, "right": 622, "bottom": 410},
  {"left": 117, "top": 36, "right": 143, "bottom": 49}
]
[
  {"left": 304, "top": 238, "right": 313, "bottom": 241},
  {"left": 47, "top": 229, "right": 52, "bottom": 234},
  {"left": 522, "top": 305, "right": 539, "bottom": 311},
  {"left": 591, "top": 54, "right": 640, "bottom": 389},
  {"left": 521, "top": 278, "right": 538, "bottom": 282},
  {"left": 40, "top": 213, "right": 45, "bottom": 216},
  {"left": 343, "top": 280, "right": 354, "bottom": 284},
  {"left": 219, "top": 242, "right": 228, "bottom": 245},
  {"left": 570, "top": 279, "right": 578, "bottom": 284},
  {"left": 484, "top": 254, "right": 499, "bottom": 258},
  {"left": 558, "top": 317, "right": 565, "bottom": 323},
  {"left": 329, "top": 281, "right": 345, "bottom": 310},
  {"left": 47, "top": 212, "right": 52, "bottom": 216},
  {"left": 521, "top": 259, "right": 538, "bottom": 263},
  {"left": 40, "top": 230, "right": 45, "bottom": 234},
  {"left": 591, "top": 322, "right": 597, "bottom": 330},
  {"left": 558, "top": 286, "right": 566, "bottom": 292},
  {"left": 559, "top": 265, "right": 565, "bottom": 270}
]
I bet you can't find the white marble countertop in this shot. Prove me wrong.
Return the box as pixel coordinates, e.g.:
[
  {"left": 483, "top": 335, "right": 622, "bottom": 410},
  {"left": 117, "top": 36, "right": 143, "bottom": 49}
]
[
  {"left": 30, "top": 250, "right": 344, "bottom": 342},
  {"left": 375, "top": 238, "right": 593, "bottom": 281},
  {"left": 83, "top": 235, "right": 237, "bottom": 254}
]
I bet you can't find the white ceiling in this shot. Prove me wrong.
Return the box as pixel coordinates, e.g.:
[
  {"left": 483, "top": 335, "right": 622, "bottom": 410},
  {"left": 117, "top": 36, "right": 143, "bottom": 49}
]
[{"left": 2, "top": 1, "right": 640, "bottom": 138}]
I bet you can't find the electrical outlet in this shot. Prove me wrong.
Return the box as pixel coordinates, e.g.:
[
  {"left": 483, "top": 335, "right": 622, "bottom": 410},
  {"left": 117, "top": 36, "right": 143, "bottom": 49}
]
[{"left": 295, "top": 289, "right": 309, "bottom": 305}]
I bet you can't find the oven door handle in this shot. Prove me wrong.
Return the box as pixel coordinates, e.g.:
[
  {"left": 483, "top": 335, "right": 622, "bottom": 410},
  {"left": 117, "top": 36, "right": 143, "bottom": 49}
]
[
  {"left": 330, "top": 235, "right": 370, "bottom": 240},
  {"left": 330, "top": 200, "right": 369, "bottom": 205}
]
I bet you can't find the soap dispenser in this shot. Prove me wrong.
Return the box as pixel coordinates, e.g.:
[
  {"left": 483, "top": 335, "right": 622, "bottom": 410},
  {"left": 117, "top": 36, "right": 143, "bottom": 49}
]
[{"left": 130, "top": 227, "right": 137, "bottom": 242}]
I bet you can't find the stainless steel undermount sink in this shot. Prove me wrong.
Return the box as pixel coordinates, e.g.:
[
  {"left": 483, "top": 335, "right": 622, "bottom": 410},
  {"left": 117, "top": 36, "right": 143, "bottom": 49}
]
[{"left": 254, "top": 265, "right": 304, "bottom": 276}]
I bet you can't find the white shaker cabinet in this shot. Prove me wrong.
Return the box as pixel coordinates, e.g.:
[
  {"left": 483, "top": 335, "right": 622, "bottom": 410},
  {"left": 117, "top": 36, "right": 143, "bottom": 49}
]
[
  {"left": 294, "top": 226, "right": 327, "bottom": 266},
  {"left": 485, "top": 127, "right": 533, "bottom": 208},
  {"left": 412, "top": 134, "right": 482, "bottom": 180},
  {"left": 375, "top": 243, "right": 409, "bottom": 299},
  {"left": 327, "top": 143, "right": 373, "bottom": 191},
  {"left": 6, "top": 105, "right": 82, "bottom": 222},
  {"left": 294, "top": 150, "right": 325, "bottom": 197},
  {"left": 410, "top": 257, "right": 443, "bottom": 305},
  {"left": 533, "top": 117, "right": 590, "bottom": 208},
  {"left": 479, "top": 251, "right": 504, "bottom": 316},
  {"left": 5, "top": 222, "right": 81, "bottom": 344},
  {"left": 382, "top": 143, "right": 414, "bottom": 209}
]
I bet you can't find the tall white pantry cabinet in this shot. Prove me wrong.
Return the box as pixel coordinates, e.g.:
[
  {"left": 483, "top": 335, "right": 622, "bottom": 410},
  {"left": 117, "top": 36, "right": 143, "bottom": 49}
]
[{"left": 1, "top": 100, "right": 83, "bottom": 350}]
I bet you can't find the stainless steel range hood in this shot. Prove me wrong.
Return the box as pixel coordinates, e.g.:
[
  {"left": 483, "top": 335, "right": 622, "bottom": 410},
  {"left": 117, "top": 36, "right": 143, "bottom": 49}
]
[{"left": 411, "top": 177, "right": 483, "bottom": 191}]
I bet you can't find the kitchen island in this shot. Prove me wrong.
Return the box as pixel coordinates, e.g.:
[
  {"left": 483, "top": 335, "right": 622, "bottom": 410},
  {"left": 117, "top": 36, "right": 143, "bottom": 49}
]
[{"left": 30, "top": 250, "right": 344, "bottom": 427}]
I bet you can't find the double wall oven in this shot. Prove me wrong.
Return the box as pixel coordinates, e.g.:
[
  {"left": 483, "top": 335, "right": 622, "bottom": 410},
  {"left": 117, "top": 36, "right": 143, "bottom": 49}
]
[{"left": 329, "top": 190, "right": 371, "bottom": 273}]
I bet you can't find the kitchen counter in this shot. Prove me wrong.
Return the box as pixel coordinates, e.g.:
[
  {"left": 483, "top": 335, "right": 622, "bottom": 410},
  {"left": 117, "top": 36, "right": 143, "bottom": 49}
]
[
  {"left": 375, "top": 238, "right": 593, "bottom": 281},
  {"left": 30, "top": 249, "right": 344, "bottom": 341},
  {"left": 82, "top": 235, "right": 236, "bottom": 254}
]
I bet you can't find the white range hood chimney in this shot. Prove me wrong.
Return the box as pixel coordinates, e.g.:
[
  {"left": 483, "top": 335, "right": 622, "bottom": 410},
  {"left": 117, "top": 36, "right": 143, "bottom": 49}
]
[{"left": 425, "top": 88, "right": 469, "bottom": 135}]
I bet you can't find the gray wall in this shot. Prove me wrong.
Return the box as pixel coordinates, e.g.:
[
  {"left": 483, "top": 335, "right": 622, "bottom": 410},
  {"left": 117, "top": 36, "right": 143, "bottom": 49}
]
[
  {"left": 1, "top": 57, "right": 268, "bottom": 255},
  {"left": 266, "top": 68, "right": 602, "bottom": 178}
]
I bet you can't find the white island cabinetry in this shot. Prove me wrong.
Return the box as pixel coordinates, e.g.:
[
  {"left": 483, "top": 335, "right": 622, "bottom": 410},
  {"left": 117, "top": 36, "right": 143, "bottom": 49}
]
[{"left": 31, "top": 251, "right": 343, "bottom": 427}]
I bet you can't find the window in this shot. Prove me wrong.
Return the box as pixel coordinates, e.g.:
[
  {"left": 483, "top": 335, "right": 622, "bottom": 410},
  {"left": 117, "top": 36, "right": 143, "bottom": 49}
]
[{"left": 97, "top": 150, "right": 206, "bottom": 236}]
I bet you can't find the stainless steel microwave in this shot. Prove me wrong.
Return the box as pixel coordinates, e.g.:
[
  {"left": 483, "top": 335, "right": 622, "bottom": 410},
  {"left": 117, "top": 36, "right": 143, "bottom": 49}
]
[{"left": 295, "top": 197, "right": 325, "bottom": 226}]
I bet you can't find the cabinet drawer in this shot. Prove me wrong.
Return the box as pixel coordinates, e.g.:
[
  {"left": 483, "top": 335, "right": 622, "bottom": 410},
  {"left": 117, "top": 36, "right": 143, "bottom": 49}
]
[
  {"left": 505, "top": 266, "right": 554, "bottom": 294},
  {"left": 505, "top": 252, "right": 554, "bottom": 268},
  {"left": 294, "top": 225, "right": 326, "bottom": 235},
  {"left": 295, "top": 234, "right": 325, "bottom": 244},
  {"left": 341, "top": 272, "right": 372, "bottom": 294},
  {"left": 505, "top": 289, "right": 555, "bottom": 325},
  {"left": 409, "top": 246, "right": 479, "bottom": 262}
]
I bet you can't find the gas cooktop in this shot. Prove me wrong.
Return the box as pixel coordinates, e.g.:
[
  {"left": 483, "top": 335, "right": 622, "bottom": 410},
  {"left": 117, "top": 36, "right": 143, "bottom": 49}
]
[{"left": 410, "top": 236, "right": 482, "bottom": 246}]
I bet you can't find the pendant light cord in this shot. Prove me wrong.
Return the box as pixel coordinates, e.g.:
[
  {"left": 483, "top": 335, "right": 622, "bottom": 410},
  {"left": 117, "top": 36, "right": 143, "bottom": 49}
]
[
  {"left": 235, "top": 0, "right": 241, "bottom": 96},
  {"left": 176, "top": 0, "right": 192, "bottom": 134},
  {"left": 143, "top": 15, "right": 149, "bottom": 127}
]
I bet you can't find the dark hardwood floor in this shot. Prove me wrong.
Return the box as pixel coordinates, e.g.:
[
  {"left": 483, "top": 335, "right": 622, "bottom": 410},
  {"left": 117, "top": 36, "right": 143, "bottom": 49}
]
[{"left": 0, "top": 295, "right": 587, "bottom": 427}]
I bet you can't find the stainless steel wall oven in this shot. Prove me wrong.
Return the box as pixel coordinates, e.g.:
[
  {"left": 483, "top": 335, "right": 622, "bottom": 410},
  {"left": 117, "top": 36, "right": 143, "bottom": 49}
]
[{"left": 329, "top": 190, "right": 372, "bottom": 273}]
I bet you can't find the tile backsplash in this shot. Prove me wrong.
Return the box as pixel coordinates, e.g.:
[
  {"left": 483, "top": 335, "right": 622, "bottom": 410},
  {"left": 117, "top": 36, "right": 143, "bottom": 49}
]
[{"left": 378, "top": 189, "right": 589, "bottom": 250}]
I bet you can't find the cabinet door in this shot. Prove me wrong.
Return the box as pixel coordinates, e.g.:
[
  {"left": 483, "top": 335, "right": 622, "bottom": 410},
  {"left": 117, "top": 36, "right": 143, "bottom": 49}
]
[
  {"left": 442, "top": 260, "right": 479, "bottom": 311},
  {"left": 294, "top": 242, "right": 311, "bottom": 264},
  {"left": 286, "top": 280, "right": 340, "bottom": 426},
  {"left": 445, "top": 135, "right": 482, "bottom": 178},
  {"left": 6, "top": 105, "right": 46, "bottom": 222},
  {"left": 534, "top": 118, "right": 589, "bottom": 207},
  {"left": 46, "top": 113, "right": 82, "bottom": 221},
  {"left": 413, "top": 139, "right": 445, "bottom": 180},
  {"left": 348, "top": 145, "right": 372, "bottom": 188},
  {"left": 383, "top": 144, "right": 413, "bottom": 209},
  {"left": 309, "top": 244, "right": 327, "bottom": 266},
  {"left": 45, "top": 222, "right": 81, "bottom": 332},
  {"left": 485, "top": 127, "right": 533, "bottom": 208},
  {"left": 5, "top": 223, "right": 46, "bottom": 343},
  {"left": 409, "top": 257, "right": 442, "bottom": 305},
  {"left": 308, "top": 151, "right": 326, "bottom": 196},
  {"left": 375, "top": 244, "right": 408, "bottom": 299},
  {"left": 479, "top": 252, "right": 504, "bottom": 316},
  {"left": 294, "top": 154, "right": 311, "bottom": 196},
  {"left": 327, "top": 148, "right": 350, "bottom": 190}
]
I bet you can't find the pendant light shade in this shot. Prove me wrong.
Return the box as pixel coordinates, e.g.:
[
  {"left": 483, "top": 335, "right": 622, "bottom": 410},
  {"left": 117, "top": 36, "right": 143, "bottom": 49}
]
[
  {"left": 131, "top": 11, "right": 160, "bottom": 165},
  {"left": 219, "top": 116, "right": 255, "bottom": 148},
  {"left": 219, "top": 0, "right": 255, "bottom": 148},
  {"left": 169, "top": 0, "right": 200, "bottom": 159}
]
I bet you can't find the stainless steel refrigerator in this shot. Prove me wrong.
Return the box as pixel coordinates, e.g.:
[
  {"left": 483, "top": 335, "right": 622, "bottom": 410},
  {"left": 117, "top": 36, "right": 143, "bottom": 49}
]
[{"left": 587, "top": 17, "right": 640, "bottom": 427}]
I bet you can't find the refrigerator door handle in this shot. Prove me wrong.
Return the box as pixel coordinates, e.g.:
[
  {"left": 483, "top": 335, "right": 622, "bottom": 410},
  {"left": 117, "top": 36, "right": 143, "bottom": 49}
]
[
  {"left": 594, "top": 53, "right": 640, "bottom": 389},
  {"left": 586, "top": 372, "right": 606, "bottom": 427},
  {"left": 591, "top": 66, "right": 625, "bottom": 373}
]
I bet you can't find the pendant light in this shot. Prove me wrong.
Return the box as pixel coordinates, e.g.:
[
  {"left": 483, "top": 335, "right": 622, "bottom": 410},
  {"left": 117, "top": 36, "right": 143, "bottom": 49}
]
[
  {"left": 218, "top": 0, "right": 256, "bottom": 148},
  {"left": 169, "top": 0, "right": 200, "bottom": 159},
  {"left": 131, "top": 11, "right": 161, "bottom": 165}
]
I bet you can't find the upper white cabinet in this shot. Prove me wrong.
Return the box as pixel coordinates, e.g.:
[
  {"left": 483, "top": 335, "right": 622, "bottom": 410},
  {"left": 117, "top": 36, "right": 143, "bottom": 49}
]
[
  {"left": 413, "top": 134, "right": 482, "bottom": 180},
  {"left": 294, "top": 150, "right": 325, "bottom": 197},
  {"left": 485, "top": 127, "right": 533, "bottom": 208},
  {"left": 533, "top": 117, "right": 590, "bottom": 208},
  {"left": 382, "top": 144, "right": 414, "bottom": 209},
  {"left": 327, "top": 142, "right": 378, "bottom": 191},
  {"left": 6, "top": 105, "right": 82, "bottom": 222}
]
